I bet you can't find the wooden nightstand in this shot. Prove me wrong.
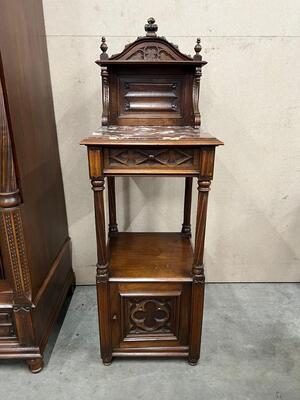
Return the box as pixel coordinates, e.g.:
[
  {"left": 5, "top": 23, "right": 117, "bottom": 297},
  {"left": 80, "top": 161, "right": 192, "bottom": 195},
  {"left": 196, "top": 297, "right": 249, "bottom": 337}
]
[{"left": 81, "top": 17, "right": 222, "bottom": 365}]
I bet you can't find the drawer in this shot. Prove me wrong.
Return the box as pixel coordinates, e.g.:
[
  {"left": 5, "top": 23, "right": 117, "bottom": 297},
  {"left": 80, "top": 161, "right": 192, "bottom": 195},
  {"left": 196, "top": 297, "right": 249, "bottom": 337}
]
[
  {"left": 109, "top": 282, "right": 191, "bottom": 351},
  {"left": 0, "top": 309, "right": 15, "bottom": 339},
  {"left": 0, "top": 311, "right": 10, "bottom": 323},
  {"left": 103, "top": 147, "right": 199, "bottom": 175}
]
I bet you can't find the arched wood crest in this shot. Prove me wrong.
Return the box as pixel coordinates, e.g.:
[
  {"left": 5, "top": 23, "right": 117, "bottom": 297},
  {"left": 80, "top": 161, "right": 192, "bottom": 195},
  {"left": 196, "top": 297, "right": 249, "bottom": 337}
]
[
  {"left": 109, "top": 37, "right": 193, "bottom": 62},
  {"left": 97, "top": 17, "right": 207, "bottom": 128}
]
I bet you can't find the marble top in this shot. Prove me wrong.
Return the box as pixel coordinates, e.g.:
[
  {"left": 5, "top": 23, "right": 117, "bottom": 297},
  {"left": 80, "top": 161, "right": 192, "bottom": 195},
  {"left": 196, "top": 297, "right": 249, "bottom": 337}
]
[{"left": 80, "top": 126, "right": 223, "bottom": 146}]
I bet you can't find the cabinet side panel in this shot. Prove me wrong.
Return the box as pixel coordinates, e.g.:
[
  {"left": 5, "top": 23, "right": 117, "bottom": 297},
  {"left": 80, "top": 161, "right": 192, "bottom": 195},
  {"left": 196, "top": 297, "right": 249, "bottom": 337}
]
[{"left": 0, "top": 0, "right": 70, "bottom": 297}]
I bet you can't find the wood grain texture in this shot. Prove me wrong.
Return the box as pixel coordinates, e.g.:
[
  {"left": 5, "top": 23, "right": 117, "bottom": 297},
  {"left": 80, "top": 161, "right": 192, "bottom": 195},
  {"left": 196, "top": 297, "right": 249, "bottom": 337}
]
[
  {"left": 88, "top": 147, "right": 112, "bottom": 364},
  {"left": 0, "top": 0, "right": 70, "bottom": 298},
  {"left": 109, "top": 233, "right": 193, "bottom": 282},
  {"left": 82, "top": 17, "right": 221, "bottom": 365},
  {"left": 96, "top": 18, "right": 206, "bottom": 128},
  {"left": 0, "top": 0, "right": 74, "bottom": 372},
  {"left": 110, "top": 282, "right": 191, "bottom": 352}
]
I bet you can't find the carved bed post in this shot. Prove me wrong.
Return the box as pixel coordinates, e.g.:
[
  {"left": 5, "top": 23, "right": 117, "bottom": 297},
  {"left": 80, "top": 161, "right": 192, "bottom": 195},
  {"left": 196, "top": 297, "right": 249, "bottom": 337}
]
[
  {"left": 88, "top": 147, "right": 112, "bottom": 365},
  {"left": 0, "top": 69, "right": 42, "bottom": 372},
  {"left": 181, "top": 177, "right": 193, "bottom": 236}
]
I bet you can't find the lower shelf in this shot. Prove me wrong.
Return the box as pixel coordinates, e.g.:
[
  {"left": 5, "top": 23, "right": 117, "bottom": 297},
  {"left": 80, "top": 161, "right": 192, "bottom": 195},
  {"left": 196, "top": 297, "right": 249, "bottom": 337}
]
[{"left": 109, "top": 232, "right": 193, "bottom": 282}]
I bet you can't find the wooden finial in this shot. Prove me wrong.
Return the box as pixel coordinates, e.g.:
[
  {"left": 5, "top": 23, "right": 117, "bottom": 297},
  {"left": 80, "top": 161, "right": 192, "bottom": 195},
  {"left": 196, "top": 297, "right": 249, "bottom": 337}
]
[
  {"left": 145, "top": 17, "right": 158, "bottom": 37},
  {"left": 100, "top": 36, "right": 109, "bottom": 60},
  {"left": 193, "top": 38, "right": 202, "bottom": 60}
]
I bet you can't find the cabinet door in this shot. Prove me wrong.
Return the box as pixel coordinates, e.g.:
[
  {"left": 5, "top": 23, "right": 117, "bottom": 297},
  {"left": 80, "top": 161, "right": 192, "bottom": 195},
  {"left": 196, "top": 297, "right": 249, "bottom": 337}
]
[{"left": 110, "top": 282, "right": 191, "bottom": 350}]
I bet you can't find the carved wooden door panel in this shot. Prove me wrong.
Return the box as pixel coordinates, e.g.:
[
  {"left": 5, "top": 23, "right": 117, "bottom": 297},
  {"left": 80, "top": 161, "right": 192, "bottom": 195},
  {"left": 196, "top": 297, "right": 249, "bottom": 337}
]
[{"left": 110, "top": 283, "right": 191, "bottom": 350}]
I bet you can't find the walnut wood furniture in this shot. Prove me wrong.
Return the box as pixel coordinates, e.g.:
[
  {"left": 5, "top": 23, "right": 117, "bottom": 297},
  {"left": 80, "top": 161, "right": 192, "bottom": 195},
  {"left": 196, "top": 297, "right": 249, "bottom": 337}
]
[
  {"left": 0, "top": 0, "right": 74, "bottom": 372},
  {"left": 81, "top": 18, "right": 222, "bottom": 365}
]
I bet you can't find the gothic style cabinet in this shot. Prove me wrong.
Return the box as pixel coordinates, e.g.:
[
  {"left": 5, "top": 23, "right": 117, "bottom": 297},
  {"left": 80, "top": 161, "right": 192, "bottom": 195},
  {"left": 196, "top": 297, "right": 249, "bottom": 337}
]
[
  {"left": 81, "top": 18, "right": 223, "bottom": 365},
  {"left": 0, "top": 1, "right": 74, "bottom": 372}
]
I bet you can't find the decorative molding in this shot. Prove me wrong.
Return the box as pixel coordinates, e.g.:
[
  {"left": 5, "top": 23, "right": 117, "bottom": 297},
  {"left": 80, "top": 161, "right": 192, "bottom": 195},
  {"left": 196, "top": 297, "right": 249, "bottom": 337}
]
[
  {"left": 192, "top": 179, "right": 211, "bottom": 282},
  {"left": 91, "top": 177, "right": 105, "bottom": 192},
  {"left": 122, "top": 80, "right": 179, "bottom": 113},
  {"left": 106, "top": 18, "right": 195, "bottom": 62},
  {"left": 0, "top": 209, "right": 32, "bottom": 299},
  {"left": 128, "top": 298, "right": 171, "bottom": 333},
  {"left": 13, "top": 304, "right": 32, "bottom": 313},
  {"left": 144, "top": 17, "right": 158, "bottom": 37},
  {"left": 101, "top": 66, "right": 109, "bottom": 126},
  {"left": 193, "top": 38, "right": 202, "bottom": 61},
  {"left": 96, "top": 263, "right": 109, "bottom": 284},
  {"left": 198, "top": 180, "right": 211, "bottom": 192},
  {"left": 127, "top": 45, "right": 176, "bottom": 61},
  {"left": 192, "top": 264, "right": 205, "bottom": 284},
  {"left": 192, "top": 67, "right": 202, "bottom": 128},
  {"left": 108, "top": 148, "right": 194, "bottom": 168},
  {"left": 0, "top": 74, "right": 21, "bottom": 208},
  {"left": 100, "top": 36, "right": 109, "bottom": 60}
]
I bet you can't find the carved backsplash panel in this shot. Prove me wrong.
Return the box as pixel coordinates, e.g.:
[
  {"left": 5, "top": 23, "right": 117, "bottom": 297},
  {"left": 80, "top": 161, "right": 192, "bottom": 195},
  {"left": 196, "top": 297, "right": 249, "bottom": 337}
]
[{"left": 119, "top": 76, "right": 182, "bottom": 117}]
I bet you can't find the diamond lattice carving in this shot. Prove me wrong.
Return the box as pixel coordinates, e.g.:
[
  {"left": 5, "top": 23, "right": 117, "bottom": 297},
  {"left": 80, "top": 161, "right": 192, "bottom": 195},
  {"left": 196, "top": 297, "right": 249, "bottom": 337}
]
[{"left": 108, "top": 148, "right": 194, "bottom": 167}]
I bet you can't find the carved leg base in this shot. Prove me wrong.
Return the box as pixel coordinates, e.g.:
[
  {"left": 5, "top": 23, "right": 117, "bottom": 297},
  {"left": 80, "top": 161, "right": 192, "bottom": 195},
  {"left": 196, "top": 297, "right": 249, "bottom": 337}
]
[
  {"left": 108, "top": 224, "right": 118, "bottom": 236},
  {"left": 102, "top": 357, "right": 113, "bottom": 366},
  {"left": 27, "top": 357, "right": 44, "bottom": 373},
  {"left": 181, "top": 224, "right": 191, "bottom": 237},
  {"left": 188, "top": 358, "right": 199, "bottom": 366}
]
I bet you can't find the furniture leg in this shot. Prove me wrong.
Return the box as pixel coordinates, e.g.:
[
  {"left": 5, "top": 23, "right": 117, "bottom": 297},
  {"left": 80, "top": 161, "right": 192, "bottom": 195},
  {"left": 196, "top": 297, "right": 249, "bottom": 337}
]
[
  {"left": 88, "top": 148, "right": 112, "bottom": 365},
  {"left": 26, "top": 358, "right": 44, "bottom": 373},
  {"left": 107, "top": 176, "right": 118, "bottom": 235},
  {"left": 181, "top": 177, "right": 193, "bottom": 237},
  {"left": 188, "top": 180, "right": 211, "bottom": 365}
]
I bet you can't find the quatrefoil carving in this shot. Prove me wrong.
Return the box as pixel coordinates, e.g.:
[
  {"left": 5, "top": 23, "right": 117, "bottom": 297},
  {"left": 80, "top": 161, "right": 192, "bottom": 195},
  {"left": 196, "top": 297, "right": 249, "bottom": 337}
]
[{"left": 129, "top": 299, "right": 171, "bottom": 332}]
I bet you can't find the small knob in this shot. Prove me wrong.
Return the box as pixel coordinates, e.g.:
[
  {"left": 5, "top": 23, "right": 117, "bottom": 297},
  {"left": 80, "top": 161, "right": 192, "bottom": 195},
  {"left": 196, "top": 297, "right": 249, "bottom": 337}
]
[
  {"left": 148, "top": 154, "right": 155, "bottom": 159},
  {"left": 112, "top": 314, "right": 118, "bottom": 320}
]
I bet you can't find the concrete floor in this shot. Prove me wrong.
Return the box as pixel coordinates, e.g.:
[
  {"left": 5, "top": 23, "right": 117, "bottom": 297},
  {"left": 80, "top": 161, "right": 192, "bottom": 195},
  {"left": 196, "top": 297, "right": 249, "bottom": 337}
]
[{"left": 0, "top": 284, "right": 299, "bottom": 400}]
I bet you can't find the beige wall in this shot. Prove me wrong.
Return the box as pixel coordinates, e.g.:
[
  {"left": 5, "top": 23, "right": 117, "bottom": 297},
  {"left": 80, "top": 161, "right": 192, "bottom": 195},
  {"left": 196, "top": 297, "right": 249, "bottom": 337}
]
[{"left": 43, "top": 0, "right": 300, "bottom": 283}]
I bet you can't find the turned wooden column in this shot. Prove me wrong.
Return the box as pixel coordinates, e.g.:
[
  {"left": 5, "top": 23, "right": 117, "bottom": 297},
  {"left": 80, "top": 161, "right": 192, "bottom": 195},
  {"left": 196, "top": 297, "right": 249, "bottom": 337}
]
[
  {"left": 88, "top": 147, "right": 112, "bottom": 365},
  {"left": 107, "top": 176, "right": 118, "bottom": 235},
  {"left": 188, "top": 179, "right": 211, "bottom": 365},
  {"left": 181, "top": 177, "right": 193, "bottom": 236}
]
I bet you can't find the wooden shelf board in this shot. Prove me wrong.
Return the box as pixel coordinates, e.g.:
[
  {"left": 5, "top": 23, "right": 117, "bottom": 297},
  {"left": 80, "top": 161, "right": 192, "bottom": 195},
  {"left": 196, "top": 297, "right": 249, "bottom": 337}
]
[{"left": 108, "top": 232, "right": 193, "bottom": 282}]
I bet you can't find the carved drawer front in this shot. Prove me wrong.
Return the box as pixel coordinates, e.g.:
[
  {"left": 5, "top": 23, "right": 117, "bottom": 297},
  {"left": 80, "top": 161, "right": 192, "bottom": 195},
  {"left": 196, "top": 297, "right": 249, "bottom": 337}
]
[
  {"left": 104, "top": 147, "right": 199, "bottom": 174},
  {"left": 0, "top": 309, "right": 15, "bottom": 339},
  {"left": 110, "top": 283, "right": 191, "bottom": 350}
]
